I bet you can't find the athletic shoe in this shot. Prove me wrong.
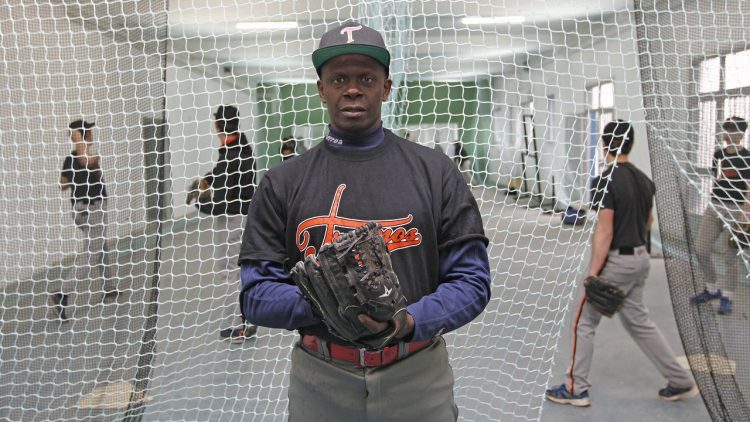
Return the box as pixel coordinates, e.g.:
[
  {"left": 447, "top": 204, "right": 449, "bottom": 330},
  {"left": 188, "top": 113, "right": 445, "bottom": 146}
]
[
  {"left": 244, "top": 324, "right": 258, "bottom": 338},
  {"left": 49, "top": 293, "right": 69, "bottom": 321},
  {"left": 545, "top": 384, "right": 591, "bottom": 407},
  {"left": 220, "top": 325, "right": 257, "bottom": 343},
  {"left": 718, "top": 296, "right": 733, "bottom": 315},
  {"left": 658, "top": 384, "right": 698, "bottom": 401},
  {"left": 690, "top": 288, "right": 722, "bottom": 304}
]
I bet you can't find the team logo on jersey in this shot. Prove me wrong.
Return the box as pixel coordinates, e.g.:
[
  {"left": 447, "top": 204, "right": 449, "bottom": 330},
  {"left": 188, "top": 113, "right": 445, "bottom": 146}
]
[{"left": 296, "top": 184, "right": 422, "bottom": 257}]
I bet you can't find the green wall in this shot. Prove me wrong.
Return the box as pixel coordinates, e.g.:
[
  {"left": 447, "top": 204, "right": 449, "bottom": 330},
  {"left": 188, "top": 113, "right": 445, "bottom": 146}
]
[
  {"left": 400, "top": 79, "right": 493, "bottom": 184},
  {"left": 254, "top": 79, "right": 494, "bottom": 183},
  {"left": 254, "top": 83, "right": 327, "bottom": 173}
]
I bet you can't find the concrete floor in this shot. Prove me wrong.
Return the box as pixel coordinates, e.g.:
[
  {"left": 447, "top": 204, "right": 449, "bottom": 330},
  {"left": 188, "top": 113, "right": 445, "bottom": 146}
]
[{"left": 0, "top": 190, "right": 732, "bottom": 421}]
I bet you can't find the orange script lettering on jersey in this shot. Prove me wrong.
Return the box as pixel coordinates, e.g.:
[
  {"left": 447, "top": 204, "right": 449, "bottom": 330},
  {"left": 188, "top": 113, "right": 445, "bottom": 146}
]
[{"left": 295, "top": 184, "right": 423, "bottom": 256}]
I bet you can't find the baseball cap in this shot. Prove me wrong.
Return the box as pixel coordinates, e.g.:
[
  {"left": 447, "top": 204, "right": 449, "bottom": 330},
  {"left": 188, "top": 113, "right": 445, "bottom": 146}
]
[
  {"left": 214, "top": 105, "right": 239, "bottom": 120},
  {"left": 722, "top": 116, "right": 748, "bottom": 133},
  {"left": 69, "top": 119, "right": 95, "bottom": 133},
  {"left": 312, "top": 21, "right": 390, "bottom": 75}
]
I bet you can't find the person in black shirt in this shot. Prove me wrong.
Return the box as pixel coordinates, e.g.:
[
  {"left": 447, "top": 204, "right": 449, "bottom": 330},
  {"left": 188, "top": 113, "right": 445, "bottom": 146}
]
[
  {"left": 188, "top": 105, "right": 258, "bottom": 342},
  {"left": 54, "top": 120, "right": 116, "bottom": 321},
  {"left": 691, "top": 116, "right": 750, "bottom": 315},
  {"left": 546, "top": 120, "right": 695, "bottom": 407}
]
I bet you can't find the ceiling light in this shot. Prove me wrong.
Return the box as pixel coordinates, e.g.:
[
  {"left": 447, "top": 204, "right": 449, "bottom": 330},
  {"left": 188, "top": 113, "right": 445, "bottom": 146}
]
[
  {"left": 236, "top": 21, "right": 299, "bottom": 31},
  {"left": 461, "top": 16, "right": 526, "bottom": 25}
]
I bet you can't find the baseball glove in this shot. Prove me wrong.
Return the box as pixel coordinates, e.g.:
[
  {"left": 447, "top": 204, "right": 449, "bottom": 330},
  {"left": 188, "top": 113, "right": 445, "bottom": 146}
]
[
  {"left": 729, "top": 224, "right": 750, "bottom": 249},
  {"left": 290, "top": 222, "right": 408, "bottom": 349},
  {"left": 186, "top": 178, "right": 201, "bottom": 205},
  {"left": 584, "top": 275, "right": 626, "bottom": 318}
]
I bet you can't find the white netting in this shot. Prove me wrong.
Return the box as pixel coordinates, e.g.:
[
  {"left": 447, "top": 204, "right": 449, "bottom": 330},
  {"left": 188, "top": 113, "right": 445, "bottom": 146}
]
[{"left": 0, "top": 1, "right": 661, "bottom": 421}]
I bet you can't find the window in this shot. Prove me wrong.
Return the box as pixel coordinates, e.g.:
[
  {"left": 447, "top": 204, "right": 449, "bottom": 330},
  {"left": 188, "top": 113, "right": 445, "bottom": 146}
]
[
  {"left": 697, "top": 50, "right": 750, "bottom": 168},
  {"left": 696, "top": 50, "right": 750, "bottom": 211},
  {"left": 725, "top": 50, "right": 750, "bottom": 90},
  {"left": 587, "top": 82, "right": 614, "bottom": 177},
  {"left": 699, "top": 57, "right": 720, "bottom": 94}
]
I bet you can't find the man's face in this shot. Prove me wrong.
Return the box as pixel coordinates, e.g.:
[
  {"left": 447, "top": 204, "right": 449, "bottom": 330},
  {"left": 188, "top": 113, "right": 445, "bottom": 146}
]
[
  {"left": 317, "top": 54, "right": 392, "bottom": 137},
  {"left": 722, "top": 130, "right": 744, "bottom": 145},
  {"left": 70, "top": 130, "right": 83, "bottom": 143}
]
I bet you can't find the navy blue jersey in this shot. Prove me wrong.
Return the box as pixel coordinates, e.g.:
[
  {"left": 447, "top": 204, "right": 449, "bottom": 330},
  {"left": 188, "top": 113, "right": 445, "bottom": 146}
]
[{"left": 239, "top": 129, "right": 487, "bottom": 342}]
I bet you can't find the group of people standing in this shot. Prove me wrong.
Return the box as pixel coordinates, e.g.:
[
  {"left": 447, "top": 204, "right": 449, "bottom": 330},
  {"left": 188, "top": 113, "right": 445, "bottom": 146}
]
[{"left": 51, "top": 20, "right": 748, "bottom": 420}]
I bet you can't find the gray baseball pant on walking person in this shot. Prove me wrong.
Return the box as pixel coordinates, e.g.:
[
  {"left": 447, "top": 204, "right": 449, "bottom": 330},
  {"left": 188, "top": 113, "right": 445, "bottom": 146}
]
[
  {"left": 695, "top": 204, "right": 747, "bottom": 296},
  {"left": 567, "top": 246, "right": 694, "bottom": 394},
  {"left": 63, "top": 200, "right": 115, "bottom": 294},
  {"left": 208, "top": 213, "right": 246, "bottom": 330},
  {"left": 287, "top": 336, "right": 458, "bottom": 422}
]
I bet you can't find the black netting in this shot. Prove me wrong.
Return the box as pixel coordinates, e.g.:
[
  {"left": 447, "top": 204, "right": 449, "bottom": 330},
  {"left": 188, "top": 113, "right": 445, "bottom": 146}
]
[{"left": 635, "top": 1, "right": 750, "bottom": 421}]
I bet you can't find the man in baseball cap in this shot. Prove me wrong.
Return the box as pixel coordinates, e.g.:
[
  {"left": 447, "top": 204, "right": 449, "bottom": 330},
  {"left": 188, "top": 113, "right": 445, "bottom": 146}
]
[
  {"left": 55, "top": 118, "right": 116, "bottom": 320},
  {"left": 239, "top": 20, "right": 490, "bottom": 421},
  {"left": 312, "top": 21, "right": 390, "bottom": 76}
]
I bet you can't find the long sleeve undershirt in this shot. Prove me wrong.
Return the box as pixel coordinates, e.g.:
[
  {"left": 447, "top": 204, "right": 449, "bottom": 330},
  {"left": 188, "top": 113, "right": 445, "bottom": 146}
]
[{"left": 240, "top": 238, "right": 491, "bottom": 342}]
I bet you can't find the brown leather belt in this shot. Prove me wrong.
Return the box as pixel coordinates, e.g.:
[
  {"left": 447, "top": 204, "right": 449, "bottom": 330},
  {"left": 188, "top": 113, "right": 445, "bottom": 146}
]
[{"left": 300, "top": 335, "right": 432, "bottom": 368}]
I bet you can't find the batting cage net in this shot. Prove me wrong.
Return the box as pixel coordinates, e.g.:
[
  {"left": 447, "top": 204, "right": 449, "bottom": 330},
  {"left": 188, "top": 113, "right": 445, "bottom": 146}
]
[
  {"left": 0, "top": 1, "right": 740, "bottom": 421},
  {"left": 635, "top": 1, "right": 750, "bottom": 421}
]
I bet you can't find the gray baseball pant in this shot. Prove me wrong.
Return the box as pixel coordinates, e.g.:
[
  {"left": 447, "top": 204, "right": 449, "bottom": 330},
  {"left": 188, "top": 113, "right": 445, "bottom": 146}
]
[
  {"left": 207, "top": 213, "right": 246, "bottom": 330},
  {"left": 566, "top": 246, "right": 694, "bottom": 394},
  {"left": 63, "top": 200, "right": 115, "bottom": 294},
  {"left": 695, "top": 203, "right": 748, "bottom": 297},
  {"left": 288, "top": 336, "right": 458, "bottom": 422}
]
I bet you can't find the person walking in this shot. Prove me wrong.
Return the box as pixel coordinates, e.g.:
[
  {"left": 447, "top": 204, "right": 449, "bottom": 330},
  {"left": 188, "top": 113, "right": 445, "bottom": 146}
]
[
  {"left": 545, "top": 120, "right": 696, "bottom": 406},
  {"left": 55, "top": 120, "right": 116, "bottom": 320}
]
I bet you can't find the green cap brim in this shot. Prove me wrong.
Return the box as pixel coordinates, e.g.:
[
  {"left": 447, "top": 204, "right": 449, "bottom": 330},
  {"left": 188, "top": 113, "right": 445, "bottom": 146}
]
[{"left": 312, "top": 44, "right": 390, "bottom": 73}]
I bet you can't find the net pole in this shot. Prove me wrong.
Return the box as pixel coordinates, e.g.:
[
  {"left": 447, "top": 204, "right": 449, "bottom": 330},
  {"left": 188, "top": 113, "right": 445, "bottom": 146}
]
[{"left": 122, "top": 29, "right": 171, "bottom": 422}]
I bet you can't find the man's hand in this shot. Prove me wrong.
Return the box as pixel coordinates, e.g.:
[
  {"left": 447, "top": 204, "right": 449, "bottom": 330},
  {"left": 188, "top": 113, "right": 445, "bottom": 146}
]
[
  {"left": 60, "top": 175, "right": 71, "bottom": 191},
  {"left": 187, "top": 178, "right": 211, "bottom": 204},
  {"left": 357, "top": 313, "right": 415, "bottom": 340}
]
